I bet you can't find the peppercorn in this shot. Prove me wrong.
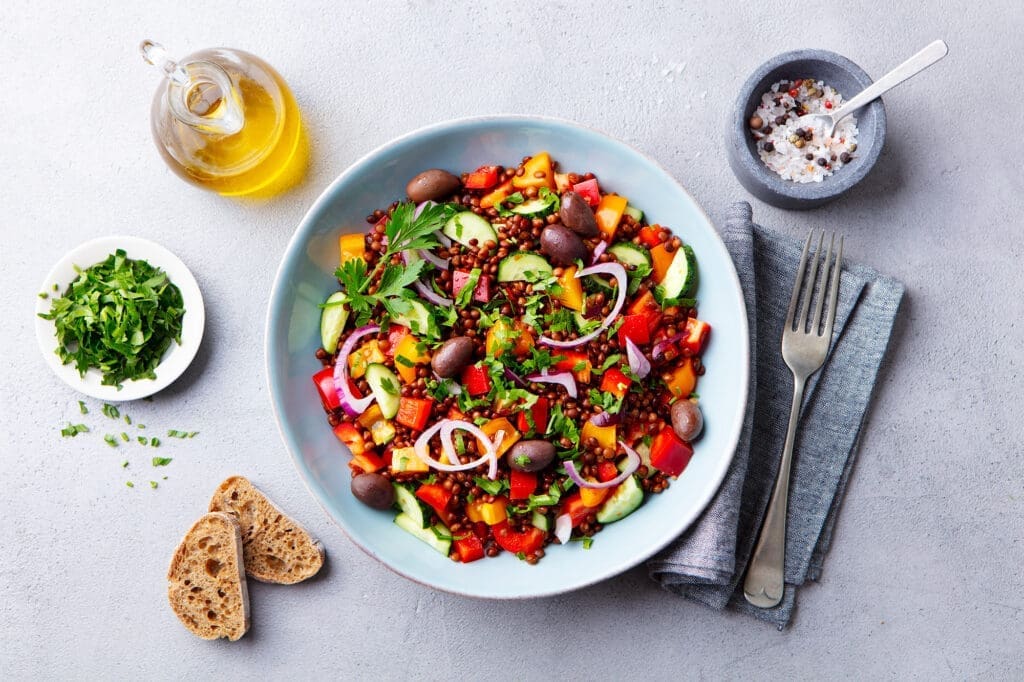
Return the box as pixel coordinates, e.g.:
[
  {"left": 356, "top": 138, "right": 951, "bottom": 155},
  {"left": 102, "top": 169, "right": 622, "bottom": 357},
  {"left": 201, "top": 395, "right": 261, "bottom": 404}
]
[
  {"left": 817, "top": 158, "right": 828, "bottom": 167},
  {"left": 762, "top": 141, "right": 775, "bottom": 153},
  {"left": 840, "top": 152, "right": 852, "bottom": 163},
  {"left": 749, "top": 115, "right": 763, "bottom": 130}
]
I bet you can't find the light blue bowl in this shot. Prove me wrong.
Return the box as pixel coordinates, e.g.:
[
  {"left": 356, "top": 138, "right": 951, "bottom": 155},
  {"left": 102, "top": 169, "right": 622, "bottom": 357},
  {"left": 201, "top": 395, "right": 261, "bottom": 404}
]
[{"left": 266, "top": 115, "right": 750, "bottom": 598}]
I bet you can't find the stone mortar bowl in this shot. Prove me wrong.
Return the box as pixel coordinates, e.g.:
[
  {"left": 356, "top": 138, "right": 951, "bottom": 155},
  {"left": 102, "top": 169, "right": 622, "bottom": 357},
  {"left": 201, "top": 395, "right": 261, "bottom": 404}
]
[{"left": 726, "top": 49, "right": 886, "bottom": 210}]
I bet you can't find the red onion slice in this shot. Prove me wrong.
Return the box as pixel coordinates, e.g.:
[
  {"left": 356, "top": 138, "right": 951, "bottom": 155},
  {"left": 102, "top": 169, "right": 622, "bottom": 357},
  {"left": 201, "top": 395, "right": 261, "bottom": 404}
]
[
  {"left": 503, "top": 367, "right": 530, "bottom": 389},
  {"left": 434, "top": 230, "right": 452, "bottom": 248},
  {"left": 413, "top": 419, "right": 500, "bottom": 479},
  {"left": 539, "top": 262, "right": 628, "bottom": 348},
  {"left": 413, "top": 280, "right": 452, "bottom": 306},
  {"left": 652, "top": 332, "right": 686, "bottom": 359},
  {"left": 418, "top": 249, "right": 450, "bottom": 270},
  {"left": 333, "top": 325, "right": 380, "bottom": 416},
  {"left": 625, "top": 338, "right": 651, "bottom": 379},
  {"left": 525, "top": 370, "right": 578, "bottom": 399},
  {"left": 563, "top": 441, "right": 641, "bottom": 489},
  {"left": 587, "top": 411, "right": 621, "bottom": 427},
  {"left": 554, "top": 513, "right": 572, "bottom": 544},
  {"left": 591, "top": 240, "right": 608, "bottom": 264}
]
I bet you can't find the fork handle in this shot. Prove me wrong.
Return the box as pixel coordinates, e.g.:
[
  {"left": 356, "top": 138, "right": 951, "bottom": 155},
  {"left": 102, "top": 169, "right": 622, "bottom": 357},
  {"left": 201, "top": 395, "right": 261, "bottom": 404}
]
[{"left": 743, "top": 373, "right": 806, "bottom": 608}]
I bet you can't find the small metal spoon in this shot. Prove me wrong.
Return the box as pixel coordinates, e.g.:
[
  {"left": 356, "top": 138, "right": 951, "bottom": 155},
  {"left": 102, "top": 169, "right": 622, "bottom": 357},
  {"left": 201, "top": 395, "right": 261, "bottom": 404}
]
[{"left": 799, "top": 39, "right": 948, "bottom": 137}]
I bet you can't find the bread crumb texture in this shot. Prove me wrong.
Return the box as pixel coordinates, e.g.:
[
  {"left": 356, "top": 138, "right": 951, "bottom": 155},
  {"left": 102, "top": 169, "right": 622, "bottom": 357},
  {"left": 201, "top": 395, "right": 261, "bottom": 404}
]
[
  {"left": 167, "top": 512, "right": 250, "bottom": 641},
  {"left": 209, "top": 476, "right": 325, "bottom": 584}
]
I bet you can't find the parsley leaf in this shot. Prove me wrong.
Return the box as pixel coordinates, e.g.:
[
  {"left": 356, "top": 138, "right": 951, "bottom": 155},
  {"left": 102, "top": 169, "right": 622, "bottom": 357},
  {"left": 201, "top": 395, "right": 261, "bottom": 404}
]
[{"left": 454, "top": 268, "right": 482, "bottom": 308}]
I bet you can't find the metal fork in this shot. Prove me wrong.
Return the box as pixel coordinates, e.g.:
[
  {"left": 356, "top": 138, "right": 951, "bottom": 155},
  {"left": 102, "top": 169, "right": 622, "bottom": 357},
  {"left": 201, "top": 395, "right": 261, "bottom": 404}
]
[{"left": 743, "top": 230, "right": 844, "bottom": 608}]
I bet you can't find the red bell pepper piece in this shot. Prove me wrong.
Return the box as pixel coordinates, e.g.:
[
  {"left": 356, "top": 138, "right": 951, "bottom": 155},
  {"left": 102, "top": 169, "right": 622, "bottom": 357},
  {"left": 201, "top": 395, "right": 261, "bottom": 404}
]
[
  {"left": 453, "top": 533, "right": 485, "bottom": 562},
  {"left": 515, "top": 396, "right": 550, "bottom": 435},
  {"left": 617, "top": 313, "right": 651, "bottom": 347},
  {"left": 333, "top": 422, "right": 368, "bottom": 456},
  {"left": 385, "top": 325, "right": 410, "bottom": 360},
  {"left": 681, "top": 318, "right": 711, "bottom": 355},
  {"left": 313, "top": 367, "right": 341, "bottom": 411},
  {"left": 492, "top": 521, "right": 546, "bottom": 555},
  {"left": 452, "top": 270, "right": 492, "bottom": 302},
  {"left": 554, "top": 350, "right": 591, "bottom": 382},
  {"left": 464, "top": 165, "right": 500, "bottom": 189},
  {"left": 599, "top": 367, "right": 632, "bottom": 398},
  {"left": 649, "top": 426, "right": 694, "bottom": 477},
  {"left": 350, "top": 451, "right": 385, "bottom": 474},
  {"left": 571, "top": 178, "right": 601, "bottom": 207},
  {"left": 638, "top": 225, "right": 662, "bottom": 247},
  {"left": 461, "top": 364, "right": 492, "bottom": 396},
  {"left": 597, "top": 461, "right": 621, "bottom": 483},
  {"left": 415, "top": 483, "right": 453, "bottom": 519},
  {"left": 509, "top": 470, "right": 538, "bottom": 500},
  {"left": 560, "top": 492, "right": 599, "bottom": 527},
  {"left": 395, "top": 397, "right": 433, "bottom": 432},
  {"left": 472, "top": 521, "right": 490, "bottom": 541},
  {"left": 627, "top": 290, "right": 662, "bottom": 335}
]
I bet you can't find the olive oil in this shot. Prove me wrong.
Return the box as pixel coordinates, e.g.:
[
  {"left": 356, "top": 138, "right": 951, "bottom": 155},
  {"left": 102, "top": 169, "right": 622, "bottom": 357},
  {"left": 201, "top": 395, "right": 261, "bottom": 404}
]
[{"left": 143, "top": 41, "right": 308, "bottom": 197}]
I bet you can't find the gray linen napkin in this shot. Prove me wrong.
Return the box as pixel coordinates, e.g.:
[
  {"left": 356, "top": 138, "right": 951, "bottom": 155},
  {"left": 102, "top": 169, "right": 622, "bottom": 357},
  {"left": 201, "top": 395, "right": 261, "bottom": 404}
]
[{"left": 648, "top": 201, "right": 905, "bottom": 628}]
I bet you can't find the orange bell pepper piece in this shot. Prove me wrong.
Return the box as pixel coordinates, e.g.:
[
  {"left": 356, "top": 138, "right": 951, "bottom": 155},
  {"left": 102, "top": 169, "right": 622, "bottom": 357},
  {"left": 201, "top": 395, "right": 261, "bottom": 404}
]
[
  {"left": 650, "top": 243, "right": 674, "bottom": 283},
  {"left": 480, "top": 179, "right": 514, "bottom": 209},
  {"left": 478, "top": 418, "right": 520, "bottom": 457},
  {"left": 594, "top": 194, "right": 628, "bottom": 240},
  {"left": 581, "top": 421, "right": 616, "bottom": 450},
  {"left": 579, "top": 485, "right": 610, "bottom": 508},
  {"left": 339, "top": 233, "right": 365, "bottom": 264},
  {"left": 665, "top": 357, "right": 697, "bottom": 398},
  {"left": 393, "top": 334, "right": 430, "bottom": 383}
]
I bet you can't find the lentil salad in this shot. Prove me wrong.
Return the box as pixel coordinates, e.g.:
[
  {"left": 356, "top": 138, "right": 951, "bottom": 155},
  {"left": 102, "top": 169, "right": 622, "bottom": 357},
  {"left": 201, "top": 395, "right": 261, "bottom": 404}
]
[{"left": 312, "top": 152, "right": 711, "bottom": 564}]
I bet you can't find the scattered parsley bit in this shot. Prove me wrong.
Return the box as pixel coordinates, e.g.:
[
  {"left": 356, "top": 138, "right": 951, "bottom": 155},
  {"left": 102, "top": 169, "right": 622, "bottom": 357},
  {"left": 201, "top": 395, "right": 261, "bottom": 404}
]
[
  {"left": 102, "top": 404, "right": 120, "bottom": 419},
  {"left": 120, "top": 432, "right": 129, "bottom": 442},
  {"left": 137, "top": 424, "right": 146, "bottom": 430},
  {"left": 454, "top": 268, "right": 482, "bottom": 308},
  {"left": 149, "top": 481, "right": 158, "bottom": 489},
  {"left": 123, "top": 414, "right": 132, "bottom": 425},
  {"left": 151, "top": 457, "right": 173, "bottom": 467},
  {"left": 166, "top": 430, "right": 198, "bottom": 439},
  {"left": 37, "top": 250, "right": 185, "bottom": 388},
  {"left": 125, "top": 481, "right": 134, "bottom": 488},
  {"left": 515, "top": 551, "right": 527, "bottom": 561},
  {"left": 137, "top": 436, "right": 149, "bottom": 445},
  {"left": 150, "top": 437, "right": 161, "bottom": 447},
  {"left": 38, "top": 292, "right": 49, "bottom": 299},
  {"left": 78, "top": 400, "right": 88, "bottom": 414},
  {"left": 121, "top": 461, "right": 129, "bottom": 468},
  {"left": 572, "top": 360, "right": 588, "bottom": 373},
  {"left": 598, "top": 354, "right": 622, "bottom": 374},
  {"left": 582, "top": 537, "right": 594, "bottom": 549},
  {"left": 103, "top": 434, "right": 118, "bottom": 447},
  {"left": 53, "top": 283, "right": 59, "bottom": 292},
  {"left": 474, "top": 476, "right": 507, "bottom": 496}
]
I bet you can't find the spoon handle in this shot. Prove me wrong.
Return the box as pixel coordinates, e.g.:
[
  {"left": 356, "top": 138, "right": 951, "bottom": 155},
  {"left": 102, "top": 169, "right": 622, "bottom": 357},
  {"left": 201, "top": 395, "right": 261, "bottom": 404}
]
[{"left": 833, "top": 40, "right": 948, "bottom": 123}]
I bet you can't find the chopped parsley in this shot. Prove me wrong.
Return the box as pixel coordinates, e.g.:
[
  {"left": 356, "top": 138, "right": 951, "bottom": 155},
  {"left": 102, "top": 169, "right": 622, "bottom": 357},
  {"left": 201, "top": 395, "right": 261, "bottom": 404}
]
[
  {"left": 474, "top": 476, "right": 507, "bottom": 496},
  {"left": 582, "top": 537, "right": 594, "bottom": 549},
  {"left": 454, "top": 268, "right": 482, "bottom": 308},
  {"left": 102, "top": 404, "right": 120, "bottom": 419},
  {"left": 78, "top": 401, "right": 88, "bottom": 415},
  {"left": 103, "top": 434, "right": 118, "bottom": 447},
  {"left": 125, "top": 481, "right": 134, "bottom": 488},
  {"left": 151, "top": 457, "right": 173, "bottom": 467},
  {"left": 547, "top": 404, "right": 580, "bottom": 450},
  {"left": 588, "top": 389, "right": 625, "bottom": 414},
  {"left": 37, "top": 249, "right": 185, "bottom": 388},
  {"left": 149, "top": 481, "right": 158, "bottom": 489},
  {"left": 150, "top": 437, "right": 161, "bottom": 447}
]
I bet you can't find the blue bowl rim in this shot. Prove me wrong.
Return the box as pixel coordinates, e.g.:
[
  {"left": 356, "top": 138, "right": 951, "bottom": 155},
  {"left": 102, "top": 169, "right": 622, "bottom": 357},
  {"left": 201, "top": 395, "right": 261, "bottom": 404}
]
[
  {"left": 265, "top": 114, "right": 750, "bottom": 598},
  {"left": 730, "top": 48, "right": 887, "bottom": 201}
]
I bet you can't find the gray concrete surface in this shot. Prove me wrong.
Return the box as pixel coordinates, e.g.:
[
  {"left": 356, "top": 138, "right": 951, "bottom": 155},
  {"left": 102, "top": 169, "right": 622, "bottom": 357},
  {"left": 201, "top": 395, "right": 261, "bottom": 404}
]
[{"left": 2, "top": 1, "right": 1022, "bottom": 679}]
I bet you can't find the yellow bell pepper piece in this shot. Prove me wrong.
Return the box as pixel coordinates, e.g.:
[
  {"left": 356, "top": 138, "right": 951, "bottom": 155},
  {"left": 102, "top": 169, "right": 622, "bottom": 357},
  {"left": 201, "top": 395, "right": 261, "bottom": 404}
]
[
  {"left": 512, "top": 151, "right": 555, "bottom": 190},
  {"left": 357, "top": 404, "right": 384, "bottom": 429},
  {"left": 478, "top": 418, "right": 520, "bottom": 457},
  {"left": 389, "top": 446, "right": 429, "bottom": 473},
  {"left": 339, "top": 233, "right": 366, "bottom": 264},
  {"left": 581, "top": 421, "right": 617, "bottom": 451},
  {"left": 394, "top": 334, "right": 430, "bottom": 383},
  {"left": 485, "top": 318, "right": 534, "bottom": 359},
  {"left": 595, "top": 194, "right": 628, "bottom": 240},
  {"left": 556, "top": 265, "right": 584, "bottom": 312},
  {"left": 467, "top": 497, "right": 508, "bottom": 525},
  {"left": 580, "top": 485, "right": 610, "bottom": 508},
  {"left": 347, "top": 340, "right": 385, "bottom": 379},
  {"left": 554, "top": 172, "right": 572, "bottom": 193},
  {"left": 665, "top": 357, "right": 697, "bottom": 398}
]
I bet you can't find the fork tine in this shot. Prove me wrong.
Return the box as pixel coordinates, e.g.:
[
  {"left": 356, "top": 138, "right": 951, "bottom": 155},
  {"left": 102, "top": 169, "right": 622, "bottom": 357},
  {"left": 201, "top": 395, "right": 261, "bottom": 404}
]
[
  {"left": 786, "top": 232, "right": 813, "bottom": 330},
  {"left": 811, "top": 232, "right": 835, "bottom": 334},
  {"left": 823, "top": 235, "right": 844, "bottom": 340},
  {"left": 797, "top": 231, "right": 824, "bottom": 332}
]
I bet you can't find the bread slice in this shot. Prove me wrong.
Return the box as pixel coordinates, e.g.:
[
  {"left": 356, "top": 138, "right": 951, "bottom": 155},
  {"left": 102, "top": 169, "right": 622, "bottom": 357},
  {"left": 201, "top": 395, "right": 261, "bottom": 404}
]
[
  {"left": 167, "top": 512, "right": 250, "bottom": 641},
  {"left": 208, "top": 476, "right": 325, "bottom": 585}
]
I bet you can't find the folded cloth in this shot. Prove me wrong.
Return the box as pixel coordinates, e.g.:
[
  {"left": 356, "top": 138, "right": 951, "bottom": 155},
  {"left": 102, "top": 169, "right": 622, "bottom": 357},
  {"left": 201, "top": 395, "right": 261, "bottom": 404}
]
[{"left": 648, "top": 201, "right": 905, "bottom": 628}]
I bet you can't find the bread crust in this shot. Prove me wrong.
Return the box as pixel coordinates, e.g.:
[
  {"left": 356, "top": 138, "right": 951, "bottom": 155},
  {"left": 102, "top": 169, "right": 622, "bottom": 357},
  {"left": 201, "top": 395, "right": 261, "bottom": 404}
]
[
  {"left": 208, "top": 476, "right": 325, "bottom": 584},
  {"left": 167, "top": 512, "right": 250, "bottom": 641}
]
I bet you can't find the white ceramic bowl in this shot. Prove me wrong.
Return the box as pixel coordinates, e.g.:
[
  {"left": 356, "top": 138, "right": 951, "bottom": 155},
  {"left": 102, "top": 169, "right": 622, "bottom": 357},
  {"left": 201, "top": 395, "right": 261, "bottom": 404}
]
[
  {"left": 266, "top": 116, "right": 749, "bottom": 598},
  {"left": 35, "top": 235, "right": 205, "bottom": 402}
]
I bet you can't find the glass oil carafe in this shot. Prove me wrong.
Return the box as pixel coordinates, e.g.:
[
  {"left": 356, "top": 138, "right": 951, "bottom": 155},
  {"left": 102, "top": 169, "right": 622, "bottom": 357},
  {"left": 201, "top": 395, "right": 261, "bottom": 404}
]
[{"left": 141, "top": 40, "right": 308, "bottom": 197}]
